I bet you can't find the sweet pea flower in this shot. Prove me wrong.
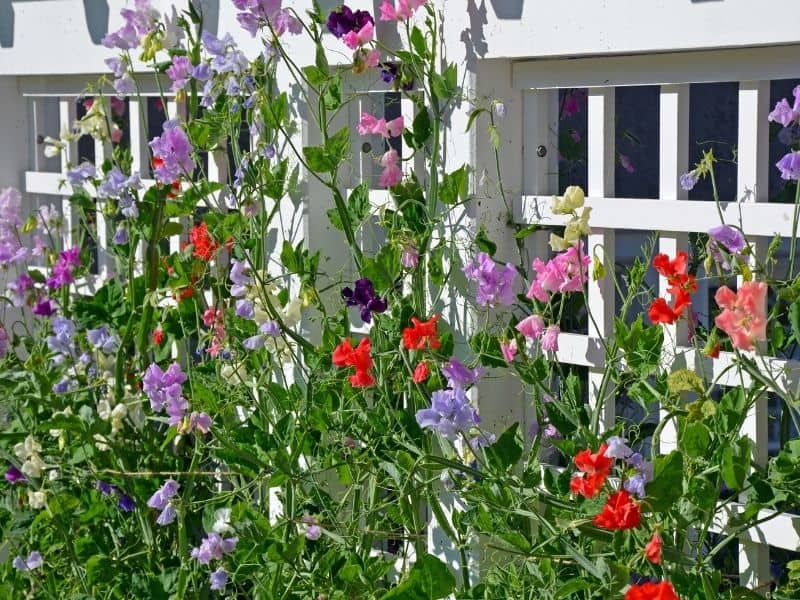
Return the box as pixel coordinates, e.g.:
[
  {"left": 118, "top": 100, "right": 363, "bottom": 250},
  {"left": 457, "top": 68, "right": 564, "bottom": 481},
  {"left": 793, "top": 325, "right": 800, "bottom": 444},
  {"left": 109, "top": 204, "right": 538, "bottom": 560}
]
[
  {"left": 551, "top": 185, "right": 585, "bottom": 214},
  {"left": 149, "top": 120, "right": 196, "bottom": 184},
  {"left": 12, "top": 551, "right": 43, "bottom": 572},
  {"left": 441, "top": 358, "right": 484, "bottom": 390},
  {"left": 166, "top": 56, "right": 193, "bottom": 92},
  {"left": 191, "top": 532, "right": 238, "bottom": 564},
  {"left": 342, "top": 278, "right": 388, "bottom": 323},
  {"left": 342, "top": 21, "right": 374, "bottom": 49},
  {"left": 358, "top": 112, "right": 404, "bottom": 138},
  {"left": 516, "top": 314, "right": 545, "bottom": 340},
  {"left": 415, "top": 387, "right": 479, "bottom": 441},
  {"left": 463, "top": 252, "right": 518, "bottom": 307},
  {"left": 527, "top": 243, "right": 590, "bottom": 303},
  {"left": 714, "top": 281, "right": 767, "bottom": 351},
  {"left": 378, "top": 149, "right": 403, "bottom": 187},
  {"left": 327, "top": 5, "right": 374, "bottom": 38},
  {"left": 776, "top": 151, "right": 800, "bottom": 181},
  {"left": 5, "top": 465, "right": 25, "bottom": 484},
  {"left": 541, "top": 325, "right": 560, "bottom": 352},
  {"left": 500, "top": 339, "right": 518, "bottom": 363},
  {"left": 87, "top": 326, "right": 119, "bottom": 353},
  {"left": 66, "top": 162, "right": 96, "bottom": 186},
  {"left": 210, "top": 567, "right": 229, "bottom": 591},
  {"left": 379, "top": 0, "right": 427, "bottom": 21},
  {"left": 768, "top": 86, "right": 800, "bottom": 127},
  {"left": 605, "top": 436, "right": 633, "bottom": 459},
  {"left": 401, "top": 244, "right": 419, "bottom": 269}
]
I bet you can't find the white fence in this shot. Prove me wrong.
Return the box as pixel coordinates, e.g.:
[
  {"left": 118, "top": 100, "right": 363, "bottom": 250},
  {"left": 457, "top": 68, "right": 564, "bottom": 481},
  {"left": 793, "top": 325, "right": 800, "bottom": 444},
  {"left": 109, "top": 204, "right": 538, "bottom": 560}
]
[{"left": 2, "top": 0, "right": 800, "bottom": 593}]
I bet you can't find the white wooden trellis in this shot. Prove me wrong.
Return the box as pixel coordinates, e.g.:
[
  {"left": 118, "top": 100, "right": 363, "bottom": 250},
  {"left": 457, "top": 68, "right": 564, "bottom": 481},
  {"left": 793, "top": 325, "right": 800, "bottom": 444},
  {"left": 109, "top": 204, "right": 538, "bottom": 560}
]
[{"left": 509, "top": 45, "right": 800, "bottom": 592}]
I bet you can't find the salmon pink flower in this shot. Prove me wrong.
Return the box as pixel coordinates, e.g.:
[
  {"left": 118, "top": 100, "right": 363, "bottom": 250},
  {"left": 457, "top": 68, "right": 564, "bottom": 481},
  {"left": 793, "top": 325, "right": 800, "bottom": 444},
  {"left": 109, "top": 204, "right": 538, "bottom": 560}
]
[
  {"left": 412, "top": 361, "right": 430, "bottom": 383},
  {"left": 714, "top": 281, "right": 767, "bottom": 351}
]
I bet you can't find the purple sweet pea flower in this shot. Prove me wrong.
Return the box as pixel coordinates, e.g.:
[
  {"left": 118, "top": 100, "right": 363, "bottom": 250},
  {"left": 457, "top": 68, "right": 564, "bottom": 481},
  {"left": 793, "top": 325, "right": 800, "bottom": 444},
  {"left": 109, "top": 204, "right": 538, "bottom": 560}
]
[
  {"left": 156, "top": 504, "right": 177, "bottom": 525},
  {"left": 7, "top": 272, "right": 34, "bottom": 307},
  {"left": 190, "top": 532, "right": 238, "bottom": 565},
  {"left": 440, "top": 358, "right": 485, "bottom": 390},
  {"left": 305, "top": 524, "right": 322, "bottom": 540},
  {"left": 210, "top": 567, "right": 228, "bottom": 591},
  {"left": 243, "top": 335, "right": 265, "bottom": 351},
  {"left": 260, "top": 320, "right": 280, "bottom": 337},
  {"left": 708, "top": 224, "right": 745, "bottom": 254},
  {"left": 235, "top": 299, "right": 255, "bottom": 320},
  {"left": 12, "top": 551, "right": 43, "bottom": 572},
  {"left": 5, "top": 465, "right": 25, "bottom": 484},
  {"left": 166, "top": 56, "right": 192, "bottom": 92},
  {"left": 142, "top": 362, "right": 187, "bottom": 413},
  {"left": 33, "top": 298, "right": 57, "bottom": 317},
  {"left": 113, "top": 226, "right": 129, "bottom": 245},
  {"left": 97, "top": 167, "right": 141, "bottom": 199},
  {"left": 463, "top": 252, "right": 518, "bottom": 307},
  {"left": 47, "top": 246, "right": 81, "bottom": 289},
  {"left": 342, "top": 278, "right": 387, "bottom": 323},
  {"left": 149, "top": 120, "right": 196, "bottom": 184},
  {"left": 415, "top": 387, "right": 479, "bottom": 441},
  {"left": 96, "top": 480, "right": 118, "bottom": 496},
  {"left": 148, "top": 479, "right": 179, "bottom": 524},
  {"left": 189, "top": 411, "right": 212, "bottom": 434},
  {"left": 605, "top": 436, "right": 633, "bottom": 459},
  {"left": 229, "top": 259, "right": 252, "bottom": 297},
  {"left": 118, "top": 494, "right": 136, "bottom": 512},
  {"left": 66, "top": 162, "right": 96, "bottom": 186},
  {"left": 327, "top": 5, "right": 374, "bottom": 38},
  {"left": 401, "top": 244, "right": 419, "bottom": 269},
  {"left": 776, "top": 151, "right": 800, "bottom": 181},
  {"left": 680, "top": 171, "right": 698, "bottom": 191}
]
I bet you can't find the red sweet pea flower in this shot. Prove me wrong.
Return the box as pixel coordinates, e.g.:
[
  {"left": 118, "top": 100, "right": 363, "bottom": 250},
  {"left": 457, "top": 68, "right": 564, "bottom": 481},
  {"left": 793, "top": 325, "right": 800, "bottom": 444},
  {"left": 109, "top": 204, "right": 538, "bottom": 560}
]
[
  {"left": 188, "top": 222, "right": 220, "bottom": 261},
  {"left": 593, "top": 489, "right": 641, "bottom": 530},
  {"left": 402, "top": 315, "right": 441, "bottom": 351},
  {"left": 653, "top": 251, "right": 688, "bottom": 279},
  {"left": 152, "top": 328, "right": 165, "bottom": 346},
  {"left": 412, "top": 361, "right": 430, "bottom": 383},
  {"left": 644, "top": 532, "right": 663, "bottom": 564},
  {"left": 569, "top": 443, "right": 613, "bottom": 498},
  {"left": 624, "top": 581, "right": 679, "bottom": 600},
  {"left": 648, "top": 297, "right": 681, "bottom": 325},
  {"left": 333, "top": 338, "right": 375, "bottom": 388},
  {"left": 649, "top": 252, "right": 696, "bottom": 325}
]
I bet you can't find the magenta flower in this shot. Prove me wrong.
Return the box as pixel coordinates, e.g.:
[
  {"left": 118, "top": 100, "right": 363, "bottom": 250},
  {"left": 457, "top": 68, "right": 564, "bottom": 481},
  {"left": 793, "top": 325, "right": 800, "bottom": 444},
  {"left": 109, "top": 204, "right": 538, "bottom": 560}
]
[
  {"left": 46, "top": 246, "right": 81, "bottom": 289},
  {"left": 149, "top": 120, "right": 196, "bottom": 184},
  {"left": 527, "top": 243, "right": 590, "bottom": 303},
  {"left": 32, "top": 298, "right": 57, "bottom": 317},
  {"left": 541, "top": 325, "right": 560, "bottom": 352},
  {"left": 5, "top": 465, "right": 25, "bottom": 484},
  {"left": 463, "top": 252, "right": 518, "bottom": 307},
  {"left": 342, "top": 21, "right": 374, "bottom": 49},
  {"left": 342, "top": 278, "right": 387, "bottom": 323},
  {"left": 500, "top": 339, "right": 518, "bottom": 363},
  {"left": 776, "top": 151, "right": 800, "bottom": 181}
]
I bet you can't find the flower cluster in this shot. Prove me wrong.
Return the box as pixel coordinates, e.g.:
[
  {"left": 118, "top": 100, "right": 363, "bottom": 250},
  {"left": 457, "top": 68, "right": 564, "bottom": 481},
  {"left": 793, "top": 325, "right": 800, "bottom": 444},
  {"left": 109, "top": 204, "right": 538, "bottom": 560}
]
[
  {"left": 463, "top": 252, "right": 518, "bottom": 307},
  {"left": 714, "top": 281, "right": 767, "bottom": 351},
  {"left": 147, "top": 479, "right": 180, "bottom": 525},
  {"left": 149, "top": 120, "right": 196, "bottom": 185},
  {"left": 648, "top": 251, "right": 696, "bottom": 325},
  {"left": 527, "top": 243, "right": 590, "bottom": 303},
  {"left": 342, "top": 278, "right": 387, "bottom": 323},
  {"left": 768, "top": 85, "right": 800, "bottom": 180},
  {"left": 332, "top": 338, "right": 375, "bottom": 387}
]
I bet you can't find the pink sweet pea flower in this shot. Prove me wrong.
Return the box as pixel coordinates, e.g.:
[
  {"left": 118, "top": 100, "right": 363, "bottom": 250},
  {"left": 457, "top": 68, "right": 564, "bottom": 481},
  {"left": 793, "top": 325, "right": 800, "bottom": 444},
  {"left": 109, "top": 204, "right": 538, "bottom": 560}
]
[
  {"left": 342, "top": 21, "right": 374, "bottom": 49},
  {"left": 516, "top": 314, "right": 545, "bottom": 340},
  {"left": 380, "top": 0, "right": 426, "bottom": 21},
  {"left": 364, "top": 48, "right": 381, "bottom": 67},
  {"left": 500, "top": 339, "right": 518, "bottom": 363},
  {"left": 358, "top": 113, "right": 403, "bottom": 138},
  {"left": 378, "top": 150, "right": 403, "bottom": 187},
  {"left": 714, "top": 281, "right": 767, "bottom": 351},
  {"left": 541, "top": 325, "right": 560, "bottom": 352}
]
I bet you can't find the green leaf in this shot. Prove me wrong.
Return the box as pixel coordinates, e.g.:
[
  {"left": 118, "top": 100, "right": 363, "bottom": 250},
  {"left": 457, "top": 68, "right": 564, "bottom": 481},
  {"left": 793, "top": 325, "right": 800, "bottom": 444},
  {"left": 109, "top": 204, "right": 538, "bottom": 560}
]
[
  {"left": 409, "top": 26, "right": 428, "bottom": 59},
  {"left": 668, "top": 368, "right": 705, "bottom": 395},
  {"left": 440, "top": 165, "right": 468, "bottom": 205},
  {"left": 302, "top": 65, "right": 328, "bottom": 86},
  {"left": 323, "top": 75, "right": 342, "bottom": 110},
  {"left": 86, "top": 555, "right": 113, "bottom": 585},
  {"left": 381, "top": 554, "right": 455, "bottom": 599},
  {"left": 682, "top": 421, "right": 711, "bottom": 459},
  {"left": 325, "top": 127, "right": 350, "bottom": 164},
  {"left": 486, "top": 423, "right": 523, "bottom": 471},
  {"left": 303, "top": 146, "right": 336, "bottom": 172},
  {"left": 465, "top": 108, "right": 487, "bottom": 133},
  {"left": 475, "top": 226, "right": 497, "bottom": 256},
  {"left": 722, "top": 438, "right": 749, "bottom": 491},
  {"left": 615, "top": 315, "right": 664, "bottom": 377},
  {"left": 361, "top": 245, "right": 400, "bottom": 292},
  {"left": 412, "top": 108, "right": 431, "bottom": 148},
  {"left": 429, "top": 244, "right": 445, "bottom": 285},
  {"left": 645, "top": 451, "right": 684, "bottom": 512},
  {"left": 790, "top": 299, "right": 800, "bottom": 344},
  {"left": 161, "top": 221, "right": 183, "bottom": 238}
]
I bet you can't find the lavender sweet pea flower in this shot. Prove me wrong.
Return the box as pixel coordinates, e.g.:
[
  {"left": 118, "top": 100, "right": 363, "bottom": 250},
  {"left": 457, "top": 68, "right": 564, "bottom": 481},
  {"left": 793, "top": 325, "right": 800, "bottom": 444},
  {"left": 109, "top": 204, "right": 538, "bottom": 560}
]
[
  {"left": 306, "top": 524, "right": 322, "bottom": 540},
  {"left": 260, "top": 320, "right": 280, "bottom": 337},
  {"left": 235, "top": 299, "right": 255, "bottom": 320},
  {"left": 166, "top": 56, "right": 192, "bottom": 92},
  {"left": 342, "top": 278, "right": 387, "bottom": 323},
  {"left": 210, "top": 567, "right": 229, "bottom": 591},
  {"left": 680, "top": 171, "right": 698, "bottom": 191},
  {"left": 12, "top": 551, "right": 43, "bottom": 572},
  {"left": 624, "top": 473, "right": 648, "bottom": 498},
  {"left": 7, "top": 272, "right": 34, "bottom": 307},
  {"left": 441, "top": 358, "right": 485, "bottom": 390},
  {"left": 87, "top": 326, "right": 119, "bottom": 353},
  {"left": 149, "top": 120, "right": 196, "bottom": 184},
  {"left": 143, "top": 362, "right": 187, "bottom": 412},
  {"left": 605, "top": 436, "right": 633, "bottom": 459},
  {"left": 96, "top": 480, "right": 117, "bottom": 496},
  {"left": 66, "top": 162, "right": 96, "bottom": 186},
  {"left": 156, "top": 504, "right": 177, "bottom": 525},
  {"left": 189, "top": 411, "right": 212, "bottom": 434},
  {"left": 53, "top": 377, "right": 76, "bottom": 394},
  {"left": 415, "top": 387, "right": 479, "bottom": 441},
  {"left": 708, "top": 224, "right": 745, "bottom": 254},
  {"left": 776, "top": 151, "right": 800, "bottom": 181},
  {"left": 463, "top": 252, "right": 518, "bottom": 307},
  {"left": 190, "top": 532, "right": 238, "bottom": 564},
  {"left": 113, "top": 226, "right": 129, "bottom": 245},
  {"left": 46, "top": 317, "right": 76, "bottom": 355},
  {"left": 229, "top": 259, "right": 252, "bottom": 297},
  {"left": 243, "top": 335, "right": 265, "bottom": 351}
]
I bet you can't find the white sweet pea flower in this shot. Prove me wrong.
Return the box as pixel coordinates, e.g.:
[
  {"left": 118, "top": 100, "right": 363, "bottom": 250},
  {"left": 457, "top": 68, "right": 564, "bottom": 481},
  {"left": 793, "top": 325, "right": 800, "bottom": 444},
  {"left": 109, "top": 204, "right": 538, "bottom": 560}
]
[{"left": 28, "top": 490, "right": 47, "bottom": 509}]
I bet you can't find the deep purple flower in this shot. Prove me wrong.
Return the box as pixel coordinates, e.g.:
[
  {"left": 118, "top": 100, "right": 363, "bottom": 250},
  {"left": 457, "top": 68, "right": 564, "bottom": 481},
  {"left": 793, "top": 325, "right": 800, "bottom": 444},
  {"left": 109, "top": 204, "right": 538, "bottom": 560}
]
[
  {"left": 342, "top": 278, "right": 387, "bottom": 323},
  {"left": 33, "top": 298, "right": 57, "bottom": 317},
  {"left": 415, "top": 387, "right": 479, "bottom": 441},
  {"left": 52, "top": 376, "right": 75, "bottom": 394},
  {"left": 96, "top": 480, "right": 117, "bottom": 496},
  {"left": 149, "top": 120, "right": 196, "bottom": 184},
  {"left": 210, "top": 567, "right": 228, "bottom": 591},
  {"left": 118, "top": 494, "right": 136, "bottom": 512},
  {"left": 441, "top": 358, "right": 484, "bottom": 390},
  {"left": 776, "top": 151, "right": 800, "bottom": 181},
  {"left": 327, "top": 5, "right": 374, "bottom": 38},
  {"left": 463, "top": 252, "right": 518, "bottom": 307},
  {"left": 191, "top": 532, "right": 238, "bottom": 565},
  {"left": 679, "top": 171, "right": 698, "bottom": 191},
  {"left": 5, "top": 465, "right": 25, "bottom": 484}
]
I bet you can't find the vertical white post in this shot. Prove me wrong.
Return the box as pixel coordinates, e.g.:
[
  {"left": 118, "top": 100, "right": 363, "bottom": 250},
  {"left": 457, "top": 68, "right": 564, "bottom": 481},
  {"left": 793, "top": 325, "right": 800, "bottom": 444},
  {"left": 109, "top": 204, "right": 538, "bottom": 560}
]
[
  {"left": 94, "top": 136, "right": 110, "bottom": 279},
  {"left": 736, "top": 80, "right": 771, "bottom": 594},
  {"left": 166, "top": 99, "right": 183, "bottom": 257},
  {"left": 128, "top": 98, "right": 145, "bottom": 267},
  {"left": 59, "top": 98, "right": 77, "bottom": 249},
  {"left": 658, "top": 84, "right": 690, "bottom": 453},
  {"left": 586, "top": 87, "right": 616, "bottom": 430}
]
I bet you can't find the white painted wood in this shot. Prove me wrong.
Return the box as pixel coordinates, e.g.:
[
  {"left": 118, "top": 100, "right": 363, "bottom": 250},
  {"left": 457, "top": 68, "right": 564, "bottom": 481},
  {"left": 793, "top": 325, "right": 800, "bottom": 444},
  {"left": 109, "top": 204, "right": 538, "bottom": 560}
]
[
  {"left": 512, "top": 45, "right": 800, "bottom": 90},
  {"left": 94, "top": 136, "right": 109, "bottom": 277},
  {"left": 58, "top": 97, "right": 76, "bottom": 249},
  {"left": 518, "top": 196, "right": 800, "bottom": 238},
  {"left": 586, "top": 88, "right": 615, "bottom": 430},
  {"left": 736, "top": 80, "right": 771, "bottom": 594},
  {"left": 657, "top": 84, "right": 690, "bottom": 454}
]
